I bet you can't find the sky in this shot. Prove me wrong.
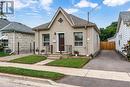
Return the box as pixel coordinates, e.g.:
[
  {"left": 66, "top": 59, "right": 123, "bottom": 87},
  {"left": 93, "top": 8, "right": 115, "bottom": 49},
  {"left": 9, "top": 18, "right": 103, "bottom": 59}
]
[{"left": 5, "top": 0, "right": 130, "bottom": 28}]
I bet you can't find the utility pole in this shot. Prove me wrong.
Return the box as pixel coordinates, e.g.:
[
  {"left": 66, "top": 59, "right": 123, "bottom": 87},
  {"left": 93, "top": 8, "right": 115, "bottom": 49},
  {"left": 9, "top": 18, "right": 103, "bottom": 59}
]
[{"left": 87, "top": 12, "right": 90, "bottom": 23}]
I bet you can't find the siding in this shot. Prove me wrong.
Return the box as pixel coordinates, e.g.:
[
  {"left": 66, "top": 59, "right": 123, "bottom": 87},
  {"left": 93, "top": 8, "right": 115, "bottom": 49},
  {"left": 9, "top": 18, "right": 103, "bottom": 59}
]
[
  {"left": 35, "top": 12, "right": 100, "bottom": 55},
  {"left": 116, "top": 20, "right": 130, "bottom": 52},
  {"left": 4, "top": 32, "right": 34, "bottom": 53}
]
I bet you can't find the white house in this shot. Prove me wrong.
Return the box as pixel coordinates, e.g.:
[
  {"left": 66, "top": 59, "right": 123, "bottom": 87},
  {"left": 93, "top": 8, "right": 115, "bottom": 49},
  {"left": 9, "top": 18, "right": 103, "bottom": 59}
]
[
  {"left": 107, "top": 34, "right": 116, "bottom": 42},
  {"left": 115, "top": 11, "right": 130, "bottom": 52},
  {"left": 33, "top": 7, "right": 100, "bottom": 56}
]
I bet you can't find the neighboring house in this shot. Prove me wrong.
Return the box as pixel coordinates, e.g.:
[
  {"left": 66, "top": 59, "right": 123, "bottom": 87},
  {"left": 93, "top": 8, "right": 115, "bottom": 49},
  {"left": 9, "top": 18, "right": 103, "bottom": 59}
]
[
  {"left": 33, "top": 7, "right": 100, "bottom": 56},
  {"left": 0, "top": 18, "right": 10, "bottom": 37},
  {"left": 107, "top": 34, "right": 116, "bottom": 42},
  {"left": 0, "top": 19, "right": 35, "bottom": 53},
  {"left": 115, "top": 11, "right": 130, "bottom": 52}
]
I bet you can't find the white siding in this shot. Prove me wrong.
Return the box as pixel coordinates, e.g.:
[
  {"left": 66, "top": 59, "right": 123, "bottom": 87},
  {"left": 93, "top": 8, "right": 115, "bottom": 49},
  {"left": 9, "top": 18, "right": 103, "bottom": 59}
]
[{"left": 116, "top": 20, "right": 130, "bottom": 52}]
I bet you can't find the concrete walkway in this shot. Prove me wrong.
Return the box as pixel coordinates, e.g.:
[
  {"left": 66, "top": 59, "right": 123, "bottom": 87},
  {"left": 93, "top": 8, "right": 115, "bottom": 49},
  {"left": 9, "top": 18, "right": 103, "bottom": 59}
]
[
  {"left": 0, "top": 62, "right": 130, "bottom": 82},
  {"left": 84, "top": 50, "right": 130, "bottom": 72},
  {"left": 0, "top": 53, "right": 33, "bottom": 62},
  {"left": 34, "top": 59, "right": 54, "bottom": 65}
]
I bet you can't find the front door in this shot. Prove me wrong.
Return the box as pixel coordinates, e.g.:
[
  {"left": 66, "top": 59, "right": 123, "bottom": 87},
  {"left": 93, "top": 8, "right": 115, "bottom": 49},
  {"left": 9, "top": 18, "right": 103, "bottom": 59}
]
[{"left": 58, "top": 33, "right": 64, "bottom": 51}]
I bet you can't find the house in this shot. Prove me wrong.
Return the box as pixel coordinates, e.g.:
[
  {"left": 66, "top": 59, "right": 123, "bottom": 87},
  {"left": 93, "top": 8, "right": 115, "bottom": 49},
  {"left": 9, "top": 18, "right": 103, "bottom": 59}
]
[
  {"left": 0, "top": 18, "right": 10, "bottom": 37},
  {"left": 0, "top": 18, "right": 35, "bottom": 54},
  {"left": 33, "top": 7, "right": 100, "bottom": 56},
  {"left": 107, "top": 34, "right": 116, "bottom": 42},
  {"left": 115, "top": 11, "right": 130, "bottom": 52}
]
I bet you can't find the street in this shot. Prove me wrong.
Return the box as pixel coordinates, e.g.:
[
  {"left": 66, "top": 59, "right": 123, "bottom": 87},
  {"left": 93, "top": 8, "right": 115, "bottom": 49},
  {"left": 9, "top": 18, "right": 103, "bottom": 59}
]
[{"left": 0, "top": 73, "right": 79, "bottom": 87}]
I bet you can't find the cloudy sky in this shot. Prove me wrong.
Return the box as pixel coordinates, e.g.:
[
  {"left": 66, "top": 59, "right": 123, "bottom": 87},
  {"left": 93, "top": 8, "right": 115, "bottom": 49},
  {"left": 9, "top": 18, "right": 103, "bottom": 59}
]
[{"left": 6, "top": 0, "right": 130, "bottom": 28}]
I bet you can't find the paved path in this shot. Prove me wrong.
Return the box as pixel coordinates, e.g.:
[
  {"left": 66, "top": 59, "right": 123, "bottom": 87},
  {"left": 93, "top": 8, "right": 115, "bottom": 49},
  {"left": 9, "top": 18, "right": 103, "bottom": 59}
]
[
  {"left": 0, "top": 53, "right": 32, "bottom": 62},
  {"left": 84, "top": 50, "right": 130, "bottom": 72},
  {"left": 34, "top": 59, "right": 54, "bottom": 65},
  {"left": 0, "top": 62, "right": 130, "bottom": 82}
]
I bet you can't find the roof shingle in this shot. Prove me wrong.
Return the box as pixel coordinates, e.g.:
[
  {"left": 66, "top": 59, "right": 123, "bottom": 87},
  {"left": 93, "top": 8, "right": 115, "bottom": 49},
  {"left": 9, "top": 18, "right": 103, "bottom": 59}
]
[
  {"left": 0, "top": 18, "right": 10, "bottom": 29},
  {"left": 33, "top": 8, "right": 96, "bottom": 30},
  {"left": 1, "top": 22, "right": 34, "bottom": 34}
]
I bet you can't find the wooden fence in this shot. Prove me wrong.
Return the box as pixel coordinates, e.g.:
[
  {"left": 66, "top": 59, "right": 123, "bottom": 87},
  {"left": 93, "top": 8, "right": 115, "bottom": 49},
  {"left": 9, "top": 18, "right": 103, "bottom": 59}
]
[{"left": 100, "top": 41, "right": 115, "bottom": 50}]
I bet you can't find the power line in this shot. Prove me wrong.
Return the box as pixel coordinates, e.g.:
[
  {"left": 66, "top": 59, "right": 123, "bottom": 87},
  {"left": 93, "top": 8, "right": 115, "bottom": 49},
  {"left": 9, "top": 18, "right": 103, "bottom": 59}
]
[
  {"left": 89, "top": 0, "right": 103, "bottom": 13},
  {"left": 87, "top": 0, "right": 103, "bottom": 22}
]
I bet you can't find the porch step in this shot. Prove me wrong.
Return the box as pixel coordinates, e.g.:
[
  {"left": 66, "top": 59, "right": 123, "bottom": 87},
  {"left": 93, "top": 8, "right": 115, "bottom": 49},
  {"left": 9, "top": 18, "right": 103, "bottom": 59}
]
[{"left": 47, "top": 54, "right": 61, "bottom": 60}]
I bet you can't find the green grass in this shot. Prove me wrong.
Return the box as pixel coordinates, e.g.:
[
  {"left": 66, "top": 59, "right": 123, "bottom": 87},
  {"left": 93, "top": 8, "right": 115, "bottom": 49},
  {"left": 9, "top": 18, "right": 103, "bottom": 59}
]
[
  {"left": 0, "top": 52, "right": 10, "bottom": 57},
  {"left": 47, "top": 58, "right": 90, "bottom": 68},
  {"left": 0, "top": 66, "right": 64, "bottom": 80},
  {"left": 10, "top": 55, "right": 47, "bottom": 64}
]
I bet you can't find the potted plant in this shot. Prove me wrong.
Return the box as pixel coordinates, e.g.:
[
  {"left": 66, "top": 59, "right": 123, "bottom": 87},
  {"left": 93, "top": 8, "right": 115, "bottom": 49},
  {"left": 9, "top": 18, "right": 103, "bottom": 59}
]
[
  {"left": 35, "top": 48, "right": 39, "bottom": 54},
  {"left": 41, "top": 49, "right": 45, "bottom": 54},
  {"left": 74, "top": 50, "right": 79, "bottom": 56}
]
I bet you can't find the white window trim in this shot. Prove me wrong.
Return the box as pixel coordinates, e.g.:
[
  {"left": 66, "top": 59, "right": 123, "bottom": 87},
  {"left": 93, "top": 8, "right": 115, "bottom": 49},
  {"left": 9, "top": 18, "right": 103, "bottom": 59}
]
[
  {"left": 74, "top": 32, "right": 83, "bottom": 47},
  {"left": 42, "top": 34, "right": 50, "bottom": 46}
]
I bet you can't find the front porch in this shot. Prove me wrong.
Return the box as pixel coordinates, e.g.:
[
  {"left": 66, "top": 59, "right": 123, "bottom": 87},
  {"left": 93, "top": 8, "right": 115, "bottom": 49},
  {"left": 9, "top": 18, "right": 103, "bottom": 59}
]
[{"left": 38, "top": 45, "right": 73, "bottom": 56}]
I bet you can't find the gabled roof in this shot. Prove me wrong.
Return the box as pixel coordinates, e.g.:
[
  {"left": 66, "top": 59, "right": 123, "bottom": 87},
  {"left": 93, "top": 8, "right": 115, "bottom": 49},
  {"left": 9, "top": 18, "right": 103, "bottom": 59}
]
[
  {"left": 117, "top": 11, "right": 130, "bottom": 32},
  {"left": 33, "top": 7, "right": 99, "bottom": 33},
  {"left": 0, "top": 22, "right": 34, "bottom": 34},
  {"left": 120, "top": 11, "right": 130, "bottom": 23},
  {"left": 0, "top": 18, "right": 10, "bottom": 29}
]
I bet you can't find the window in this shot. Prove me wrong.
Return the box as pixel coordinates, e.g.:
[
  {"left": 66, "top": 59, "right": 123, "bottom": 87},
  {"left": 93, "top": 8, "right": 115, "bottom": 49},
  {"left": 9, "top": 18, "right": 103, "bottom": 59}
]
[
  {"left": 0, "top": 40, "right": 8, "bottom": 48},
  {"left": 119, "top": 40, "right": 120, "bottom": 46},
  {"left": 74, "top": 32, "right": 83, "bottom": 46},
  {"left": 42, "top": 34, "right": 50, "bottom": 46}
]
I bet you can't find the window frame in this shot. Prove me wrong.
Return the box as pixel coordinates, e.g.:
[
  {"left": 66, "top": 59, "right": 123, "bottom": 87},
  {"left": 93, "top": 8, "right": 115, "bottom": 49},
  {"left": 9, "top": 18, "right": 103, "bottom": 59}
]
[
  {"left": 42, "top": 34, "right": 50, "bottom": 46},
  {"left": 74, "top": 32, "right": 83, "bottom": 46}
]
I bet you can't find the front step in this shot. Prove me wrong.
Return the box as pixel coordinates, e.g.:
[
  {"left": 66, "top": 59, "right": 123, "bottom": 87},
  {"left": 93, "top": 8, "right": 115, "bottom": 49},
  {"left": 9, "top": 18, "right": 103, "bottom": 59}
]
[{"left": 47, "top": 54, "right": 61, "bottom": 60}]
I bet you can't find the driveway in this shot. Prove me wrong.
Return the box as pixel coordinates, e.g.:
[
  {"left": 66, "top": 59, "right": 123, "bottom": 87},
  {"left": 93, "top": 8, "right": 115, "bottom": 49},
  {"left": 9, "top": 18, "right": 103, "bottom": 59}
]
[
  {"left": 57, "top": 50, "right": 130, "bottom": 87},
  {"left": 84, "top": 50, "right": 130, "bottom": 72},
  {"left": 57, "top": 76, "right": 130, "bottom": 87}
]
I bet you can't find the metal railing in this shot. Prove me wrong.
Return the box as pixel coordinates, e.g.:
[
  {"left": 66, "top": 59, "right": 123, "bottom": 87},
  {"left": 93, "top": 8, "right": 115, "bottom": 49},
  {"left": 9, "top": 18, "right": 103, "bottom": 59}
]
[{"left": 41, "top": 45, "right": 72, "bottom": 55}]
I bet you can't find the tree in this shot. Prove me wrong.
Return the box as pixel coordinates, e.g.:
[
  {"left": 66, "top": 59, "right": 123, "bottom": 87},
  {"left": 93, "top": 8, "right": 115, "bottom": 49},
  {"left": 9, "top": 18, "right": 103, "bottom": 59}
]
[{"left": 100, "top": 22, "right": 118, "bottom": 41}]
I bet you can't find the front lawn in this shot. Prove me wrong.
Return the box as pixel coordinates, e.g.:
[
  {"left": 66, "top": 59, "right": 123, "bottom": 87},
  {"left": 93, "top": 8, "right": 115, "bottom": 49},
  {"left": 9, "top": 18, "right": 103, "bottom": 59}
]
[
  {"left": 46, "top": 58, "right": 90, "bottom": 68},
  {"left": 0, "top": 52, "right": 10, "bottom": 57},
  {"left": 0, "top": 66, "right": 64, "bottom": 80},
  {"left": 10, "top": 55, "right": 47, "bottom": 64}
]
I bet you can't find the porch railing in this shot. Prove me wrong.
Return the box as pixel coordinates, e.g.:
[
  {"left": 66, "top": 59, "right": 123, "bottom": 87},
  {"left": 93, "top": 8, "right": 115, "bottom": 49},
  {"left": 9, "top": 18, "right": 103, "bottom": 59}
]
[{"left": 42, "top": 45, "right": 72, "bottom": 55}]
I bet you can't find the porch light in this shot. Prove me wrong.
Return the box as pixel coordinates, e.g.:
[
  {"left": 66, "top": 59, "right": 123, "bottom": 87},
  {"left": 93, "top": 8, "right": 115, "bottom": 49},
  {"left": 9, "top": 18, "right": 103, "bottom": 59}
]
[
  {"left": 87, "top": 38, "right": 90, "bottom": 41},
  {"left": 54, "top": 32, "right": 56, "bottom": 35}
]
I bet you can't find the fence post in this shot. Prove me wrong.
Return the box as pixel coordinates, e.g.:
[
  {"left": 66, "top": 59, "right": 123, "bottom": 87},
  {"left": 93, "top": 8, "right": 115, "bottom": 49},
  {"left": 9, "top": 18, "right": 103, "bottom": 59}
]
[
  {"left": 51, "top": 45, "right": 53, "bottom": 54},
  {"left": 30, "top": 43, "right": 32, "bottom": 53},
  {"left": 17, "top": 42, "right": 19, "bottom": 55},
  {"left": 33, "top": 42, "right": 35, "bottom": 54}
]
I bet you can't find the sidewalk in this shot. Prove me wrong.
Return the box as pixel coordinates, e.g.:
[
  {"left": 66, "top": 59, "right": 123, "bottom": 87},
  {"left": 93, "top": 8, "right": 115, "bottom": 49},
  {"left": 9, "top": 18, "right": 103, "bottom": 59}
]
[
  {"left": 0, "top": 62, "right": 130, "bottom": 82},
  {"left": 0, "top": 53, "right": 32, "bottom": 62},
  {"left": 34, "top": 59, "right": 54, "bottom": 65}
]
